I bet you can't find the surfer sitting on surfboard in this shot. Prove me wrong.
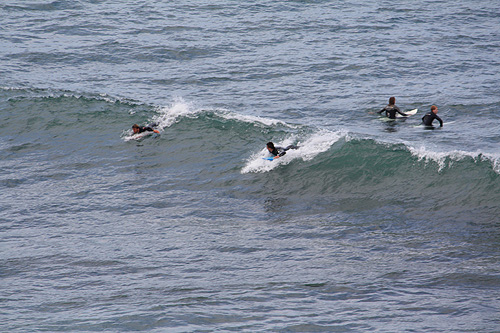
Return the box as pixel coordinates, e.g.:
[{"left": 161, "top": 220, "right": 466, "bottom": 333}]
[
  {"left": 422, "top": 105, "right": 443, "bottom": 127},
  {"left": 377, "top": 97, "right": 408, "bottom": 119},
  {"left": 132, "top": 123, "right": 160, "bottom": 134},
  {"left": 267, "top": 142, "right": 298, "bottom": 159}
]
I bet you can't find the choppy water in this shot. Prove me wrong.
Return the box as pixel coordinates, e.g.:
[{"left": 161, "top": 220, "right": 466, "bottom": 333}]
[{"left": 1, "top": 1, "right": 500, "bottom": 331}]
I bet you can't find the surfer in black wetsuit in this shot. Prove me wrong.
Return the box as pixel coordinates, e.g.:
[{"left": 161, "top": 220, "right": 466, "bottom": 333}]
[
  {"left": 377, "top": 96, "right": 408, "bottom": 119},
  {"left": 266, "top": 142, "right": 298, "bottom": 159},
  {"left": 132, "top": 123, "right": 159, "bottom": 134},
  {"left": 422, "top": 105, "right": 443, "bottom": 127}
]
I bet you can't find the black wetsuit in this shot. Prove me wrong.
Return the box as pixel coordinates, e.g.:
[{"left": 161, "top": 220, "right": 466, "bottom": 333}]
[
  {"left": 422, "top": 112, "right": 443, "bottom": 127},
  {"left": 270, "top": 145, "right": 298, "bottom": 157},
  {"left": 137, "top": 126, "right": 154, "bottom": 133},
  {"left": 377, "top": 105, "right": 407, "bottom": 119}
]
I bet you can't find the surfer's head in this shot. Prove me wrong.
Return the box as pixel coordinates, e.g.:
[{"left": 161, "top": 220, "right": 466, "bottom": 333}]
[
  {"left": 266, "top": 142, "right": 275, "bottom": 153},
  {"left": 388, "top": 96, "right": 396, "bottom": 105},
  {"left": 431, "top": 105, "right": 438, "bottom": 114},
  {"left": 132, "top": 124, "right": 140, "bottom": 134}
]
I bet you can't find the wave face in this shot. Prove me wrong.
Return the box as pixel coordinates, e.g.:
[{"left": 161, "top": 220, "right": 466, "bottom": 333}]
[
  {"left": 247, "top": 138, "right": 500, "bottom": 219},
  {"left": 2, "top": 88, "right": 499, "bottom": 226},
  {"left": 120, "top": 94, "right": 500, "bottom": 223}
]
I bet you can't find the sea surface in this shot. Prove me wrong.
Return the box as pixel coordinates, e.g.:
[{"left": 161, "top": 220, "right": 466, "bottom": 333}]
[{"left": 1, "top": 1, "right": 500, "bottom": 331}]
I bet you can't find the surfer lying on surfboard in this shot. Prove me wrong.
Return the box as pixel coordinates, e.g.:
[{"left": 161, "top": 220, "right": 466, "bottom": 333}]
[
  {"left": 377, "top": 96, "right": 408, "bottom": 119},
  {"left": 267, "top": 142, "right": 299, "bottom": 159},
  {"left": 132, "top": 123, "right": 160, "bottom": 134}
]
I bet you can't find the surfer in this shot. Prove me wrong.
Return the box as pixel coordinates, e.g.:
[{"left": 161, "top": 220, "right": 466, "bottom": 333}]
[
  {"left": 132, "top": 123, "right": 160, "bottom": 134},
  {"left": 267, "top": 142, "right": 298, "bottom": 159},
  {"left": 377, "top": 97, "right": 408, "bottom": 119},
  {"left": 422, "top": 105, "right": 443, "bottom": 127}
]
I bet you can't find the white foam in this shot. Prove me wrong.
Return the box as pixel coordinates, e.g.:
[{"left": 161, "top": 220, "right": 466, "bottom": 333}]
[
  {"left": 296, "top": 129, "right": 348, "bottom": 161},
  {"left": 407, "top": 144, "right": 500, "bottom": 174},
  {"left": 219, "top": 112, "right": 298, "bottom": 128},
  {"left": 241, "top": 129, "right": 348, "bottom": 173},
  {"left": 151, "top": 97, "right": 198, "bottom": 130},
  {"left": 481, "top": 152, "right": 500, "bottom": 175}
]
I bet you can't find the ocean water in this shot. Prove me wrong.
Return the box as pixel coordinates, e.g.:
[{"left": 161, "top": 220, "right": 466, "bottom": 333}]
[{"left": 1, "top": 1, "right": 500, "bottom": 331}]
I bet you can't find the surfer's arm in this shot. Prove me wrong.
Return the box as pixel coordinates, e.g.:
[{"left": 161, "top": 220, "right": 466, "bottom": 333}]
[
  {"left": 275, "top": 148, "right": 287, "bottom": 157},
  {"left": 377, "top": 108, "right": 386, "bottom": 114},
  {"left": 395, "top": 106, "right": 407, "bottom": 117},
  {"left": 436, "top": 115, "right": 443, "bottom": 127}
]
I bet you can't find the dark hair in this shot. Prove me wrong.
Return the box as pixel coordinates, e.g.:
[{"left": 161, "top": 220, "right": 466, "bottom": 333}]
[
  {"left": 388, "top": 97, "right": 396, "bottom": 105},
  {"left": 132, "top": 124, "right": 139, "bottom": 129},
  {"left": 266, "top": 142, "right": 275, "bottom": 149},
  {"left": 430, "top": 105, "right": 437, "bottom": 111}
]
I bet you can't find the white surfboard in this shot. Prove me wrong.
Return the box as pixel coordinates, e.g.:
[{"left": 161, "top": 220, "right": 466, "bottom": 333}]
[
  {"left": 379, "top": 108, "right": 418, "bottom": 121},
  {"left": 396, "top": 108, "right": 418, "bottom": 118},
  {"left": 124, "top": 131, "right": 158, "bottom": 141}
]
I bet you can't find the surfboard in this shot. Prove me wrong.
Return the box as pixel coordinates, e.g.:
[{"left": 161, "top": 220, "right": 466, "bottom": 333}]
[
  {"left": 262, "top": 157, "right": 274, "bottom": 161},
  {"left": 396, "top": 108, "right": 418, "bottom": 118},
  {"left": 379, "top": 108, "right": 418, "bottom": 121},
  {"left": 125, "top": 130, "right": 159, "bottom": 141}
]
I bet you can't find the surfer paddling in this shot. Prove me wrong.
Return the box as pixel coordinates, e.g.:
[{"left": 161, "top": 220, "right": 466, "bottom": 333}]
[
  {"left": 266, "top": 142, "right": 298, "bottom": 159},
  {"left": 422, "top": 105, "right": 443, "bottom": 127},
  {"left": 376, "top": 96, "right": 408, "bottom": 119},
  {"left": 132, "top": 123, "right": 160, "bottom": 134}
]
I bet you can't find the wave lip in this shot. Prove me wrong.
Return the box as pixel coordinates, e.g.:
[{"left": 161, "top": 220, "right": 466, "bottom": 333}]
[
  {"left": 219, "top": 112, "right": 299, "bottom": 128},
  {"left": 407, "top": 144, "right": 500, "bottom": 174}
]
